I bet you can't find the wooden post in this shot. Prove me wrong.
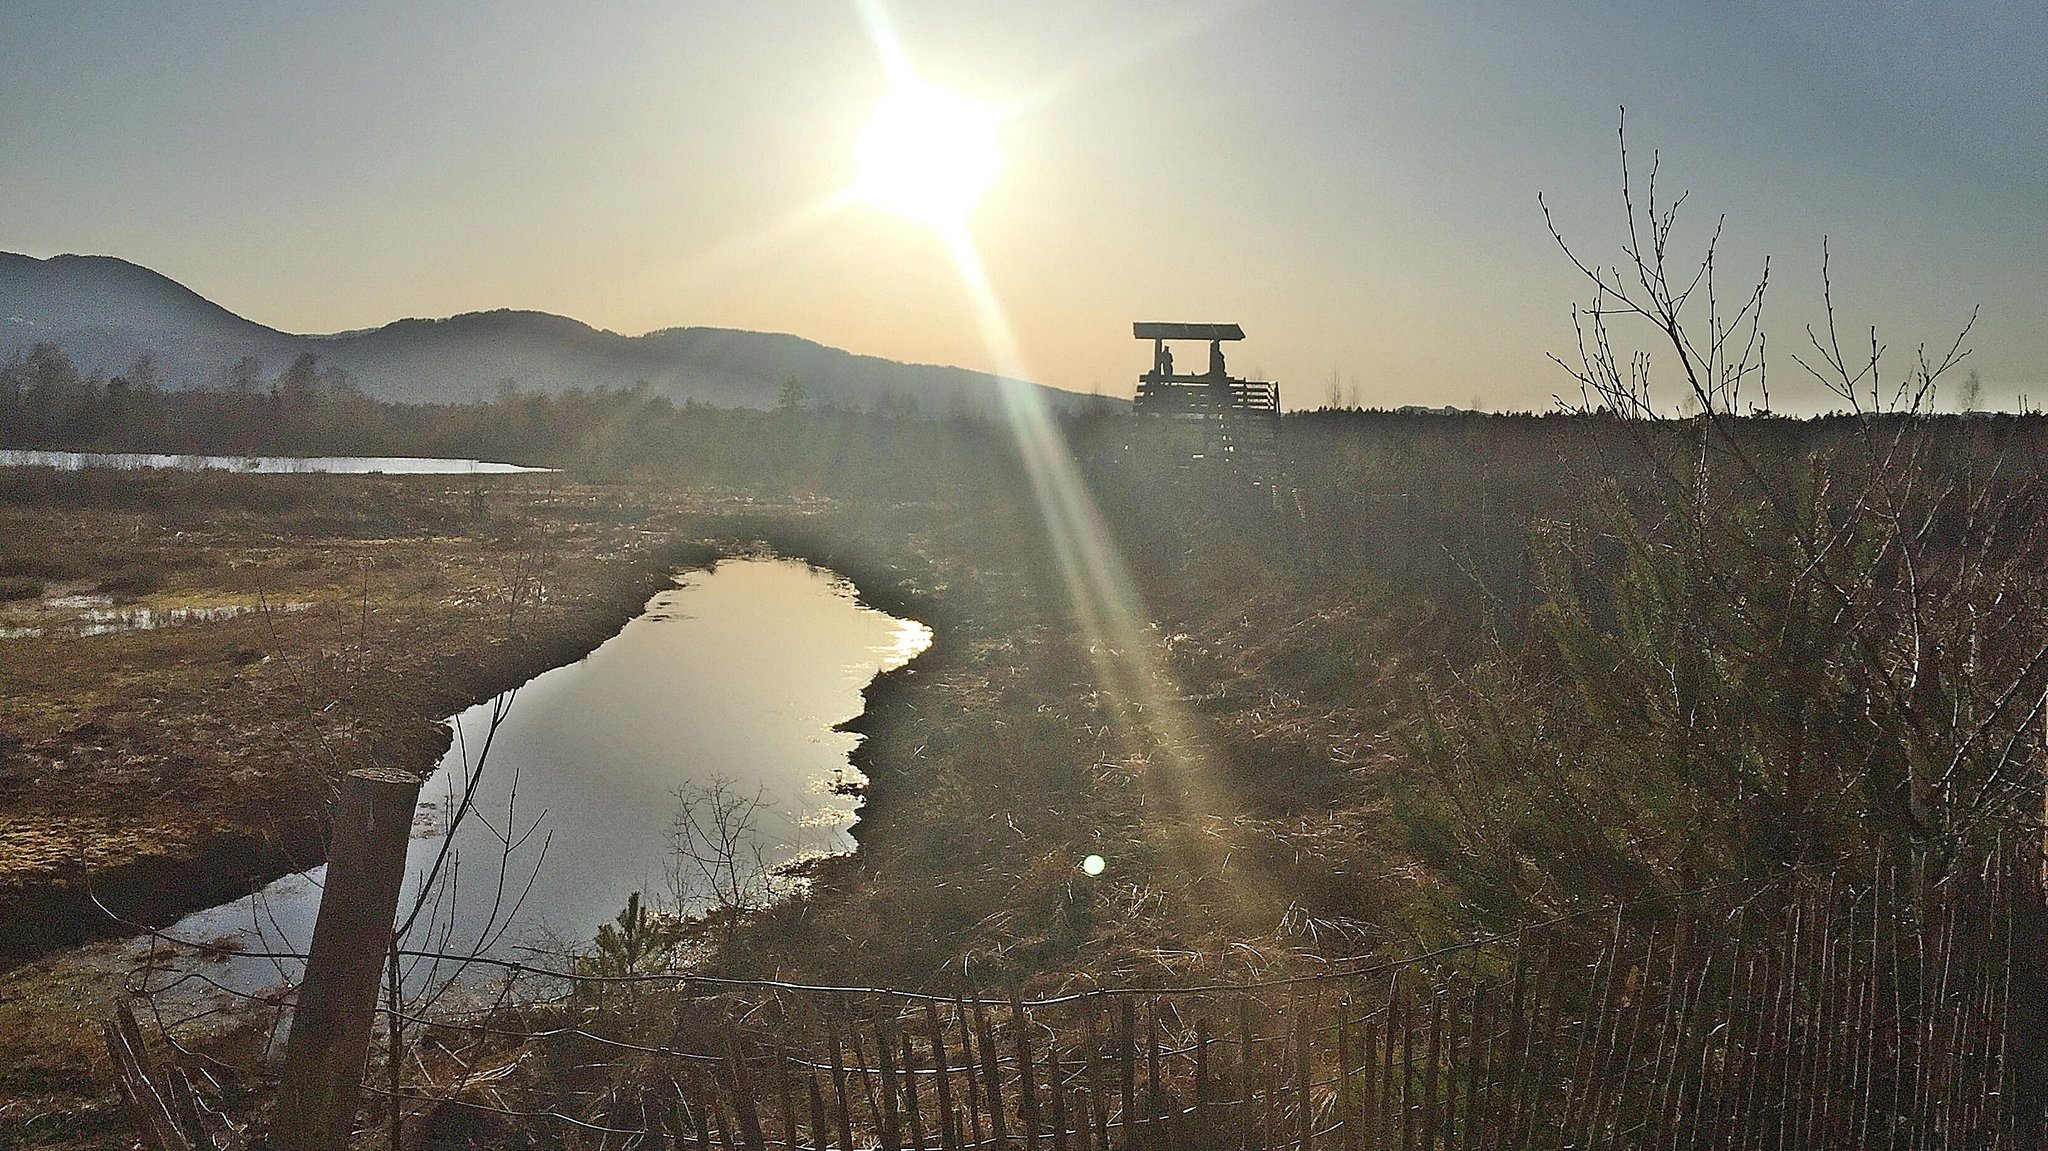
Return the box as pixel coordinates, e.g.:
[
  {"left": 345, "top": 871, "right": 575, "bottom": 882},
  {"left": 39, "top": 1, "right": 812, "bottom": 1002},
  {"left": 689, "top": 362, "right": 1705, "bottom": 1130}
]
[{"left": 271, "top": 767, "right": 424, "bottom": 1151}]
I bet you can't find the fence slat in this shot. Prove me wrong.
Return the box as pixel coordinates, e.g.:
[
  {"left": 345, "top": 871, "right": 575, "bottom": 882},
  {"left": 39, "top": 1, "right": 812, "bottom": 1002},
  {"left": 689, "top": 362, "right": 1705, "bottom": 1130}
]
[
  {"left": 830, "top": 1026, "right": 855, "bottom": 1151},
  {"left": 1335, "top": 1009, "right": 1352, "bottom": 1151},
  {"left": 1014, "top": 989, "right": 1043, "bottom": 1151},
  {"left": 960, "top": 998, "right": 987, "bottom": 1151},
  {"left": 1238, "top": 997, "right": 1256, "bottom": 1151},
  {"left": 1361, "top": 1017, "right": 1380, "bottom": 1151},
  {"left": 159, "top": 843, "right": 2027, "bottom": 1151},
  {"left": 1589, "top": 921, "right": 1654, "bottom": 1146},
  {"left": 1471, "top": 985, "right": 1490, "bottom": 1151},
  {"left": 1087, "top": 1010, "right": 1111, "bottom": 1151},
  {"left": 725, "top": 1032, "right": 768, "bottom": 1151},
  {"left": 776, "top": 1050, "right": 799, "bottom": 1151},
  {"left": 1400, "top": 988, "right": 1416, "bottom": 1151},
  {"left": 977, "top": 996, "right": 1010, "bottom": 1148},
  {"left": 1496, "top": 934, "right": 1529, "bottom": 1151},
  {"left": 1050, "top": 1038, "right": 1071, "bottom": 1151},
  {"left": 1120, "top": 999, "right": 1139, "bottom": 1151},
  {"left": 711, "top": 1094, "right": 736, "bottom": 1151},
  {"left": 1146, "top": 1000, "right": 1164, "bottom": 1148},
  {"left": 903, "top": 1030, "right": 931, "bottom": 1151},
  {"left": 1420, "top": 991, "right": 1442, "bottom": 1151},
  {"left": 104, "top": 1002, "right": 191, "bottom": 1151},
  {"left": 876, "top": 1018, "right": 904, "bottom": 1151},
  {"left": 809, "top": 1070, "right": 830, "bottom": 1151},
  {"left": 927, "top": 1003, "right": 959, "bottom": 1151},
  {"left": 1295, "top": 998, "right": 1313, "bottom": 1151}
]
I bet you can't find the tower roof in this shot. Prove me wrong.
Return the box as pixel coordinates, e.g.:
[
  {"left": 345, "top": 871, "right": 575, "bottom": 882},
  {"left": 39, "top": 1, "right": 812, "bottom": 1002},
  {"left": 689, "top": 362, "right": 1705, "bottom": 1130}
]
[{"left": 1133, "top": 322, "right": 1245, "bottom": 342}]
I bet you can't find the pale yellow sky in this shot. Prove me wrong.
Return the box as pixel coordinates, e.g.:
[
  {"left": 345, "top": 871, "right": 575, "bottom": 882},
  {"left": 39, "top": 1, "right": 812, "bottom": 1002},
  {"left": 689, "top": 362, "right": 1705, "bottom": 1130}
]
[{"left": 3, "top": 2, "right": 2043, "bottom": 412}]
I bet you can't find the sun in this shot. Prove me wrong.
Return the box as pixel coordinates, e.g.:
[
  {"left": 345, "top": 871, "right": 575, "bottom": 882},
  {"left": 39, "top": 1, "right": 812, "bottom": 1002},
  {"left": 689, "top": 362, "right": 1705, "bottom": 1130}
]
[{"left": 855, "top": 79, "right": 1001, "bottom": 228}]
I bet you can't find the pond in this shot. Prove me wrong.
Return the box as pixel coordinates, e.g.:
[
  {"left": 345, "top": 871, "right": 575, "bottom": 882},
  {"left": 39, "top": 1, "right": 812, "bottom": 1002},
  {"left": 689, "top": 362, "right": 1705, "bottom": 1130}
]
[
  {"left": 0, "top": 449, "right": 549, "bottom": 473},
  {"left": 143, "top": 557, "right": 930, "bottom": 995},
  {"left": 0, "top": 598, "right": 314, "bottom": 640}
]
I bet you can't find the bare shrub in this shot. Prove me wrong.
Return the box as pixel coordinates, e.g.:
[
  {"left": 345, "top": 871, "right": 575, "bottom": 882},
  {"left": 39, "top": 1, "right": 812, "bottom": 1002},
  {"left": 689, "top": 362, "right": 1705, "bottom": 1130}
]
[{"left": 667, "top": 774, "right": 783, "bottom": 932}]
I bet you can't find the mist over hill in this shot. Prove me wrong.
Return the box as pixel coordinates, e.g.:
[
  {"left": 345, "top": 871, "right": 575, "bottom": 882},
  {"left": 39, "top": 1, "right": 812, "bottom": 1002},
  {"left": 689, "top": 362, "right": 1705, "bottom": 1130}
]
[{"left": 0, "top": 252, "right": 1115, "bottom": 415}]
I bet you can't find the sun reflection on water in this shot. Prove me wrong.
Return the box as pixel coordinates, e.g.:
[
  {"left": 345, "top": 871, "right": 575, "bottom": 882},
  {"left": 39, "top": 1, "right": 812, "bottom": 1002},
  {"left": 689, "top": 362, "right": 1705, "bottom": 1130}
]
[{"left": 876, "top": 618, "right": 935, "bottom": 669}]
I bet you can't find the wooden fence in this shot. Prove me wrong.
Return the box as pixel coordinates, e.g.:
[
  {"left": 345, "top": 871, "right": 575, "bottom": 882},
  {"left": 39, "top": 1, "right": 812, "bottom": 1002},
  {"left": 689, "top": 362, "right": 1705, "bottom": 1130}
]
[
  {"left": 459, "top": 846, "right": 2026, "bottom": 1150},
  {"left": 104, "top": 842, "right": 2029, "bottom": 1148}
]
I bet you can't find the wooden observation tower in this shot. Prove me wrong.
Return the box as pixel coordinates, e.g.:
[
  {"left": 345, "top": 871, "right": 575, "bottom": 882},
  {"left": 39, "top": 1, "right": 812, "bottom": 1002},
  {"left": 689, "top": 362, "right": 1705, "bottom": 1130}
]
[{"left": 1131, "top": 322, "right": 1281, "bottom": 480}]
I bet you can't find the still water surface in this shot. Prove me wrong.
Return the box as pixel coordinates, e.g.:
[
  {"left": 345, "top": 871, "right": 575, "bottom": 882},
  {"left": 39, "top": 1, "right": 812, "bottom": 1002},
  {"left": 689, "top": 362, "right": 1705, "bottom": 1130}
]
[
  {"left": 0, "top": 449, "right": 548, "bottom": 473},
  {"left": 148, "top": 558, "right": 929, "bottom": 992}
]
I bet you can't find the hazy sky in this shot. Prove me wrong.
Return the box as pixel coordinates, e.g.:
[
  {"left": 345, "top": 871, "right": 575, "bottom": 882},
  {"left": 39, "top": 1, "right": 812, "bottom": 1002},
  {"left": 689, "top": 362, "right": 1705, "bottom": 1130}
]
[{"left": 3, "top": 1, "right": 2043, "bottom": 411}]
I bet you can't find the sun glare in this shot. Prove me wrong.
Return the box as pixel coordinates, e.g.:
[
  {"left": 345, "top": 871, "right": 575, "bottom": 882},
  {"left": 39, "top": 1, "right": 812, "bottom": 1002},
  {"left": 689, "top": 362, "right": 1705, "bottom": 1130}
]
[{"left": 855, "top": 80, "right": 1001, "bottom": 228}]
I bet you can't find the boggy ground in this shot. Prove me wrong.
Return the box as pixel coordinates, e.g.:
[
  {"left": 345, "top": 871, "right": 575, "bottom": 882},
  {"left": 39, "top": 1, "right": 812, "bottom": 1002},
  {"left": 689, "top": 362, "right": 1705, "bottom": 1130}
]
[
  {"left": 0, "top": 469, "right": 1433, "bottom": 1147},
  {"left": 656, "top": 501, "right": 1428, "bottom": 998},
  {"left": 0, "top": 469, "right": 760, "bottom": 1140},
  {"left": 0, "top": 469, "right": 742, "bottom": 967},
  {"left": 385, "top": 492, "right": 1440, "bottom": 1142}
]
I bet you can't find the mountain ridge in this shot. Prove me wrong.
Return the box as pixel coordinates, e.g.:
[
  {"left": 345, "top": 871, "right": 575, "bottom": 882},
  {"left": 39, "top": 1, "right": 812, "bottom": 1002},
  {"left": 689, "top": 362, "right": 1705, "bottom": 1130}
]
[{"left": 0, "top": 252, "right": 1115, "bottom": 415}]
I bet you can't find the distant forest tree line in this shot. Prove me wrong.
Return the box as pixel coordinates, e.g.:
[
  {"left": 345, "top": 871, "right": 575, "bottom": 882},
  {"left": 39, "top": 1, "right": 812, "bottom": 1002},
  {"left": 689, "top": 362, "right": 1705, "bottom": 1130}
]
[
  {"left": 9, "top": 337, "right": 2047, "bottom": 597},
  {"left": 0, "top": 341, "right": 1024, "bottom": 500}
]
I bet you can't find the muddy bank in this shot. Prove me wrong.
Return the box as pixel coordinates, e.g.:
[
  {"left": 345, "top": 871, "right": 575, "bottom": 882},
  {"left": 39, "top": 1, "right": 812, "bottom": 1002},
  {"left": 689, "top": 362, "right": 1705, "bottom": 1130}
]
[
  {"left": 0, "top": 472, "right": 726, "bottom": 969},
  {"left": 0, "top": 538, "right": 717, "bottom": 967}
]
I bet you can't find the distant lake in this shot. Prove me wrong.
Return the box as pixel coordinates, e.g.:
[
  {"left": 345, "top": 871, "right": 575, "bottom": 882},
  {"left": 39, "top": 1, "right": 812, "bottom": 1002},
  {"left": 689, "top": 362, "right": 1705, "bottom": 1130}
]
[
  {"left": 0, "top": 449, "right": 549, "bottom": 474},
  {"left": 139, "top": 558, "right": 930, "bottom": 997}
]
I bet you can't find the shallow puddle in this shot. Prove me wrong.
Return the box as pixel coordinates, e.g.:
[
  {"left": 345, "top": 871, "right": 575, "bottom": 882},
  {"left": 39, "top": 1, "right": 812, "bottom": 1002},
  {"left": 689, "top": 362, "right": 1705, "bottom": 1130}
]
[
  {"left": 139, "top": 558, "right": 930, "bottom": 995},
  {"left": 0, "top": 449, "right": 548, "bottom": 473}
]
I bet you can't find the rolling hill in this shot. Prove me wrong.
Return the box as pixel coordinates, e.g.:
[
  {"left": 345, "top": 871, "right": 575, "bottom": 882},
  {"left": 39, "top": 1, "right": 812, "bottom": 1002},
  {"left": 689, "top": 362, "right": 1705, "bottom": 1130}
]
[{"left": 0, "top": 252, "right": 1115, "bottom": 415}]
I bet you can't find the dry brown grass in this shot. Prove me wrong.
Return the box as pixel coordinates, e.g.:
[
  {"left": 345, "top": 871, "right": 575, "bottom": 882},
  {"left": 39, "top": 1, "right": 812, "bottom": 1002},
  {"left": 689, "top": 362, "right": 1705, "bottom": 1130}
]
[
  {"left": 0, "top": 470, "right": 756, "bottom": 1141},
  {"left": 1, "top": 476, "right": 1454, "bottom": 1145}
]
